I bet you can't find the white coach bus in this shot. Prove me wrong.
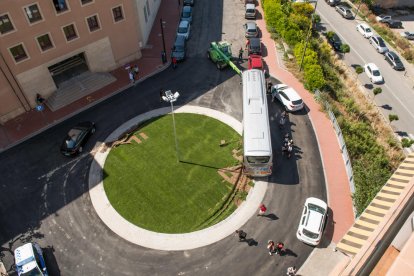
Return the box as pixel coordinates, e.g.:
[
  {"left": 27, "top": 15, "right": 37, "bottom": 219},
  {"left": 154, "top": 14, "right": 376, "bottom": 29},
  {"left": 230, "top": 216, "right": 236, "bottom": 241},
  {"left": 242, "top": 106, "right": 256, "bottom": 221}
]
[{"left": 242, "top": 69, "right": 273, "bottom": 177}]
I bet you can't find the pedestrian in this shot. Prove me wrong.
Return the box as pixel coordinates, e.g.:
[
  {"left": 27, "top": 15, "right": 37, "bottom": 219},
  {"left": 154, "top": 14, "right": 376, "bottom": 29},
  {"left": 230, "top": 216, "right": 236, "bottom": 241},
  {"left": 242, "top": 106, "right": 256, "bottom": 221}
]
[
  {"left": 287, "top": 144, "right": 293, "bottom": 158},
  {"left": 245, "top": 39, "right": 250, "bottom": 50},
  {"left": 267, "top": 81, "right": 273, "bottom": 94},
  {"left": 239, "top": 47, "right": 244, "bottom": 60},
  {"left": 133, "top": 64, "right": 139, "bottom": 80},
  {"left": 172, "top": 57, "right": 177, "bottom": 69},
  {"left": 279, "top": 115, "right": 286, "bottom": 129},
  {"left": 36, "top": 93, "right": 45, "bottom": 105},
  {"left": 258, "top": 203, "right": 267, "bottom": 216},
  {"left": 128, "top": 69, "right": 135, "bottom": 84},
  {"left": 276, "top": 241, "right": 284, "bottom": 255},
  {"left": 287, "top": 266, "right": 297, "bottom": 275},
  {"left": 267, "top": 240, "right": 275, "bottom": 255},
  {"left": 235, "top": 230, "right": 247, "bottom": 242},
  {"left": 160, "top": 89, "right": 165, "bottom": 102}
]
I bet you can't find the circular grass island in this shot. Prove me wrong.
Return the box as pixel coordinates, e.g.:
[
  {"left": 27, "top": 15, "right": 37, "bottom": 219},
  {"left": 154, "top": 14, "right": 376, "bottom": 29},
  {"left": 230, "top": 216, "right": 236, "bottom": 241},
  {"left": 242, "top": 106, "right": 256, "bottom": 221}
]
[{"left": 103, "top": 113, "right": 244, "bottom": 234}]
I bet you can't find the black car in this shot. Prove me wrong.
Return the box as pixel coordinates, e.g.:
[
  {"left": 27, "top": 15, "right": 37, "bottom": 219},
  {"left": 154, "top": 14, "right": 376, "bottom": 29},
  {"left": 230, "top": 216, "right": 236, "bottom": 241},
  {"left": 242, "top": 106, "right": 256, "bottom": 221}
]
[
  {"left": 384, "top": 51, "right": 405, "bottom": 71},
  {"left": 60, "top": 121, "right": 96, "bottom": 156},
  {"left": 383, "top": 19, "right": 403, "bottom": 29},
  {"left": 328, "top": 33, "right": 342, "bottom": 51},
  {"left": 248, "top": 38, "right": 262, "bottom": 55},
  {"left": 183, "top": 0, "right": 194, "bottom": 6}
]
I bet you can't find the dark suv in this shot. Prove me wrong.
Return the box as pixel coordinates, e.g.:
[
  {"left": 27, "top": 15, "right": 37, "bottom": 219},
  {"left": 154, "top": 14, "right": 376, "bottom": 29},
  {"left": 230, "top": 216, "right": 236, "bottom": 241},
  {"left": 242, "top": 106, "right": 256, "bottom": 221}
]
[
  {"left": 171, "top": 35, "right": 187, "bottom": 61},
  {"left": 247, "top": 38, "right": 262, "bottom": 55}
]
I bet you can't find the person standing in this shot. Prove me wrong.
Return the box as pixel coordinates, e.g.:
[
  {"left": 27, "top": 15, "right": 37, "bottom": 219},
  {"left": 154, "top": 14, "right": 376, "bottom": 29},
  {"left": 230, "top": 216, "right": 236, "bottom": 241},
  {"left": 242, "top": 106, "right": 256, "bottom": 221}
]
[
  {"left": 133, "top": 64, "right": 139, "bottom": 81},
  {"left": 276, "top": 241, "right": 284, "bottom": 255},
  {"left": 267, "top": 240, "right": 275, "bottom": 255},
  {"left": 239, "top": 47, "right": 244, "bottom": 60},
  {"left": 287, "top": 266, "right": 297, "bottom": 275},
  {"left": 258, "top": 203, "right": 267, "bottom": 216},
  {"left": 279, "top": 115, "right": 286, "bottom": 129},
  {"left": 172, "top": 57, "right": 177, "bottom": 69},
  {"left": 267, "top": 81, "right": 273, "bottom": 95},
  {"left": 235, "top": 230, "right": 247, "bottom": 242},
  {"left": 128, "top": 69, "right": 135, "bottom": 84}
]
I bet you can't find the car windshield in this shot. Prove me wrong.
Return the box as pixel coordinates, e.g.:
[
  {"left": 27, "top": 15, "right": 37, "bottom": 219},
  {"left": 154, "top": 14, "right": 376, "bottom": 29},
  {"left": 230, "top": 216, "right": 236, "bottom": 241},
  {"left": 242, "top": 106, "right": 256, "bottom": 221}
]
[
  {"left": 174, "top": 45, "right": 184, "bottom": 52},
  {"left": 277, "top": 86, "right": 289, "bottom": 91},
  {"left": 366, "top": 27, "right": 372, "bottom": 33},
  {"left": 246, "top": 156, "right": 270, "bottom": 164},
  {"left": 308, "top": 203, "right": 325, "bottom": 214},
  {"left": 178, "top": 27, "right": 187, "bottom": 33},
  {"left": 65, "top": 128, "right": 83, "bottom": 148},
  {"left": 248, "top": 28, "right": 256, "bottom": 32},
  {"left": 182, "top": 12, "right": 190, "bottom": 18},
  {"left": 246, "top": 9, "right": 255, "bottom": 13},
  {"left": 303, "top": 228, "right": 319, "bottom": 239},
  {"left": 293, "top": 99, "right": 303, "bottom": 105},
  {"left": 221, "top": 46, "right": 230, "bottom": 55},
  {"left": 372, "top": 70, "right": 381, "bottom": 76},
  {"left": 377, "top": 38, "right": 386, "bottom": 46}
]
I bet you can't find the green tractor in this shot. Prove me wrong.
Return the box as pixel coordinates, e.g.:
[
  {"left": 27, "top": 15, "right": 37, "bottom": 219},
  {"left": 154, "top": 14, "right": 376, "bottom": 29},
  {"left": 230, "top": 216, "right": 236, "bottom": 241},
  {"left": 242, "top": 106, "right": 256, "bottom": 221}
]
[
  {"left": 207, "top": 41, "right": 233, "bottom": 70},
  {"left": 207, "top": 41, "right": 242, "bottom": 75}
]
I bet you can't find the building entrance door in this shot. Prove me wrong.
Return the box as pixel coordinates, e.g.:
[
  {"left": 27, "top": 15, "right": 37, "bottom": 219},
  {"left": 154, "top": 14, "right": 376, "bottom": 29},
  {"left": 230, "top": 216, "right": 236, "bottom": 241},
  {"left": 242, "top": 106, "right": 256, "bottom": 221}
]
[{"left": 48, "top": 53, "right": 89, "bottom": 87}]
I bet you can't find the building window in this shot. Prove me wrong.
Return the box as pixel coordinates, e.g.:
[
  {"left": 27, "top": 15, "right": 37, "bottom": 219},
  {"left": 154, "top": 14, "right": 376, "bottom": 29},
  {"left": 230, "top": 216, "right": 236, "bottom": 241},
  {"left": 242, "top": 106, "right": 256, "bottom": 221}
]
[
  {"left": 112, "top": 6, "right": 124, "bottom": 22},
  {"left": 63, "top": 24, "right": 77, "bottom": 41},
  {"left": 86, "top": 15, "right": 100, "bottom": 32},
  {"left": 9, "top": 44, "right": 28, "bottom": 62},
  {"left": 24, "top": 4, "right": 43, "bottom": 24},
  {"left": 143, "top": 7, "right": 148, "bottom": 23},
  {"left": 53, "top": 0, "right": 68, "bottom": 13},
  {"left": 81, "top": 0, "right": 93, "bottom": 4},
  {"left": 0, "top": 14, "right": 14, "bottom": 35},
  {"left": 37, "top": 34, "right": 53, "bottom": 51}
]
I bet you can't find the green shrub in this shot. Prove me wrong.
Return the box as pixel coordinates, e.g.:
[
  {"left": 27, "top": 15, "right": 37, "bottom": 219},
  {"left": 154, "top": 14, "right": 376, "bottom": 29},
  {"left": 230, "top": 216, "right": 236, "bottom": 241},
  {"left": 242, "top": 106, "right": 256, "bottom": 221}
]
[
  {"left": 340, "top": 44, "right": 350, "bottom": 54},
  {"left": 389, "top": 114, "right": 399, "bottom": 122},
  {"left": 373, "top": 87, "right": 382, "bottom": 95},
  {"left": 326, "top": 31, "right": 335, "bottom": 40},
  {"left": 304, "top": 64, "right": 325, "bottom": 91},
  {"left": 355, "top": 66, "right": 364, "bottom": 74},
  {"left": 401, "top": 138, "right": 414, "bottom": 148}
]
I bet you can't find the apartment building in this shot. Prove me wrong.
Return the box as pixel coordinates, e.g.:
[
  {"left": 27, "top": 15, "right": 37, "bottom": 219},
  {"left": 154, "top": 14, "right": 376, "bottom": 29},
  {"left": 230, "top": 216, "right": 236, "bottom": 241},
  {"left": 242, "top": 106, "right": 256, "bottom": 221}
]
[{"left": 0, "top": 0, "right": 160, "bottom": 123}]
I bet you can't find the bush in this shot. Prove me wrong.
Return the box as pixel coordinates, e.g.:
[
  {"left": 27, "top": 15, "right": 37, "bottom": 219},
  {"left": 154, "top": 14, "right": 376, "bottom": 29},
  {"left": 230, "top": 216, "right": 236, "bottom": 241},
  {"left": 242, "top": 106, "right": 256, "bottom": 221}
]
[
  {"left": 373, "top": 87, "right": 382, "bottom": 95},
  {"left": 326, "top": 31, "right": 335, "bottom": 40},
  {"left": 340, "top": 44, "right": 351, "bottom": 54},
  {"left": 401, "top": 138, "right": 414, "bottom": 148},
  {"left": 389, "top": 114, "right": 399, "bottom": 122},
  {"left": 355, "top": 66, "right": 364, "bottom": 74},
  {"left": 304, "top": 64, "right": 325, "bottom": 91}
]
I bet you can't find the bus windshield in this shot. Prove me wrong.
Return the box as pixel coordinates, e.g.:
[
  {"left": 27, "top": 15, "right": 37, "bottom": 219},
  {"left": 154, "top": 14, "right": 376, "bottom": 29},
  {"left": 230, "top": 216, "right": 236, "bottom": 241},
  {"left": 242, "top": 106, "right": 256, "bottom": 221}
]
[{"left": 246, "top": 156, "right": 270, "bottom": 164}]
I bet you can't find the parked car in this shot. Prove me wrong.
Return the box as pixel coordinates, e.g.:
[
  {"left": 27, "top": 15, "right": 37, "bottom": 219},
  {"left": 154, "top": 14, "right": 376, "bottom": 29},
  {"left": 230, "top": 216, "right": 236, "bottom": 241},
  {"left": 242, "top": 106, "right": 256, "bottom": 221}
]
[
  {"left": 60, "top": 121, "right": 96, "bottom": 156},
  {"left": 296, "top": 197, "right": 328, "bottom": 246},
  {"left": 181, "top": 6, "right": 192, "bottom": 23},
  {"left": 245, "top": 0, "right": 255, "bottom": 5},
  {"left": 382, "top": 19, "right": 403, "bottom": 29},
  {"left": 369, "top": 36, "right": 388, "bottom": 53},
  {"left": 171, "top": 35, "right": 187, "bottom": 61},
  {"left": 271, "top": 84, "right": 304, "bottom": 112},
  {"left": 248, "top": 54, "right": 264, "bottom": 71},
  {"left": 183, "top": 0, "right": 194, "bottom": 6},
  {"left": 245, "top": 3, "right": 256, "bottom": 19},
  {"left": 325, "top": 0, "right": 340, "bottom": 6},
  {"left": 247, "top": 38, "right": 262, "bottom": 55},
  {"left": 177, "top": 20, "right": 191, "bottom": 40},
  {"left": 335, "top": 5, "right": 353, "bottom": 19},
  {"left": 243, "top": 22, "right": 259, "bottom": 38},
  {"left": 400, "top": 31, "right": 414, "bottom": 40},
  {"left": 327, "top": 33, "right": 342, "bottom": 51},
  {"left": 15, "top": 243, "right": 49, "bottom": 276},
  {"left": 376, "top": 14, "right": 391, "bottom": 22},
  {"left": 364, "top": 63, "right": 384, "bottom": 84},
  {"left": 384, "top": 51, "right": 405, "bottom": 71},
  {"left": 356, "top": 23, "right": 373, "bottom": 38}
]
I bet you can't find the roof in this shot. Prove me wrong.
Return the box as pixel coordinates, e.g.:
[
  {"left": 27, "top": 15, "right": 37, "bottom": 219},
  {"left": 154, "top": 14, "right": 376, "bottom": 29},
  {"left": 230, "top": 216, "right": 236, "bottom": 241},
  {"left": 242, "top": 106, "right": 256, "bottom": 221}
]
[
  {"left": 242, "top": 70, "right": 272, "bottom": 156},
  {"left": 245, "top": 22, "right": 256, "bottom": 29},
  {"left": 15, "top": 243, "right": 38, "bottom": 274},
  {"left": 249, "top": 55, "right": 263, "bottom": 69},
  {"left": 246, "top": 3, "right": 255, "bottom": 8},
  {"left": 179, "top": 20, "right": 189, "bottom": 27},
  {"left": 275, "top": 84, "right": 302, "bottom": 101},
  {"left": 366, "top": 63, "right": 379, "bottom": 70}
]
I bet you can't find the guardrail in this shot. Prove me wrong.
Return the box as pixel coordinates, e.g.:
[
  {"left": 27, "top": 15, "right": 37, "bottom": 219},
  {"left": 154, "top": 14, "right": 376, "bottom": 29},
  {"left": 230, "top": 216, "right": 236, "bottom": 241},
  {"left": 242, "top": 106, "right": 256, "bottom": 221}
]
[{"left": 314, "top": 89, "right": 355, "bottom": 196}]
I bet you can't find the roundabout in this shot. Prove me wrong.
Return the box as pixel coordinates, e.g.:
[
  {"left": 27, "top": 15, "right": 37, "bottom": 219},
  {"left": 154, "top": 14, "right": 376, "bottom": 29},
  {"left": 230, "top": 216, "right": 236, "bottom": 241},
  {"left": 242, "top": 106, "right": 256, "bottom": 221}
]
[{"left": 89, "top": 105, "right": 268, "bottom": 250}]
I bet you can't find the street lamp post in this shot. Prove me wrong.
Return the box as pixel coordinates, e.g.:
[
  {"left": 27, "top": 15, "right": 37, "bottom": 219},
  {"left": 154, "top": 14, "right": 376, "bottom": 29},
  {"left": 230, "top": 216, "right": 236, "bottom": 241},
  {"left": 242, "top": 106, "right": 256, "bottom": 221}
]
[
  {"left": 160, "top": 18, "right": 167, "bottom": 63},
  {"left": 162, "top": 90, "right": 180, "bottom": 162}
]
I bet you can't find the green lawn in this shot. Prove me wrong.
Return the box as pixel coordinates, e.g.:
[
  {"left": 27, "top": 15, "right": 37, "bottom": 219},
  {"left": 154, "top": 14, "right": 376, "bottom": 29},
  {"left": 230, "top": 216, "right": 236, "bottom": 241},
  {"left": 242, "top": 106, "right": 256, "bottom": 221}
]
[{"left": 103, "top": 113, "right": 241, "bottom": 233}]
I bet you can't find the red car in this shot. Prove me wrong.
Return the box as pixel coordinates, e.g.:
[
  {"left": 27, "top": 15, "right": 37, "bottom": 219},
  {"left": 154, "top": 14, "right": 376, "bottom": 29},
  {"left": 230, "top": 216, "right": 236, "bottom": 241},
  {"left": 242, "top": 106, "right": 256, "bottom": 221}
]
[{"left": 248, "top": 54, "right": 264, "bottom": 71}]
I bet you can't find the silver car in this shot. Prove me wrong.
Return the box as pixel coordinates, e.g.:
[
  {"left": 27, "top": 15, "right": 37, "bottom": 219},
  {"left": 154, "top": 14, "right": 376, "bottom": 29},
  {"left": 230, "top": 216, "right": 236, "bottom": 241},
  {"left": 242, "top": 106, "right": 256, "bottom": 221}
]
[
  {"left": 243, "top": 22, "right": 258, "bottom": 38},
  {"left": 177, "top": 20, "right": 191, "bottom": 40},
  {"left": 335, "top": 5, "right": 353, "bottom": 19},
  {"left": 369, "top": 36, "right": 388, "bottom": 54}
]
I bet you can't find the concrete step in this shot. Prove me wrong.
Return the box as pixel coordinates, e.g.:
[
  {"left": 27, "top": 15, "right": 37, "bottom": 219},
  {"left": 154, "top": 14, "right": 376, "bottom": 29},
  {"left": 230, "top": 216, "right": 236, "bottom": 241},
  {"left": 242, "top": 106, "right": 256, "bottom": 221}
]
[{"left": 46, "top": 72, "right": 116, "bottom": 112}]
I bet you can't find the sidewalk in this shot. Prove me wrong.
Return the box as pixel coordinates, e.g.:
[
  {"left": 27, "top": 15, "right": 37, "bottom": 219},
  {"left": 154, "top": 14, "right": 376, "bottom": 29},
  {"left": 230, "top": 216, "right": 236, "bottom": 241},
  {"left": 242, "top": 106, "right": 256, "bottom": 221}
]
[
  {"left": 255, "top": 1, "right": 354, "bottom": 245},
  {"left": 0, "top": 0, "right": 180, "bottom": 152}
]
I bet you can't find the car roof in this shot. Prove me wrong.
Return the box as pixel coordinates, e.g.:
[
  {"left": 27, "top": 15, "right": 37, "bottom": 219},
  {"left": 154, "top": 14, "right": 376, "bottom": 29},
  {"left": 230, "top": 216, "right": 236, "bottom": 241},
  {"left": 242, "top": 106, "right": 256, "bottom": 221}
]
[
  {"left": 359, "top": 23, "right": 370, "bottom": 28},
  {"left": 183, "top": 6, "right": 192, "bottom": 11},
  {"left": 246, "top": 3, "right": 255, "bottom": 8},
  {"left": 275, "top": 84, "right": 302, "bottom": 101},
  {"left": 246, "top": 22, "right": 257, "bottom": 28},
  {"left": 249, "top": 55, "right": 263, "bottom": 68},
  {"left": 249, "top": 38, "right": 260, "bottom": 45},
  {"left": 388, "top": 51, "right": 398, "bottom": 58},
  {"left": 179, "top": 20, "right": 189, "bottom": 27},
  {"left": 366, "top": 63, "right": 379, "bottom": 70},
  {"left": 304, "top": 197, "right": 327, "bottom": 233},
  {"left": 175, "top": 35, "right": 186, "bottom": 43}
]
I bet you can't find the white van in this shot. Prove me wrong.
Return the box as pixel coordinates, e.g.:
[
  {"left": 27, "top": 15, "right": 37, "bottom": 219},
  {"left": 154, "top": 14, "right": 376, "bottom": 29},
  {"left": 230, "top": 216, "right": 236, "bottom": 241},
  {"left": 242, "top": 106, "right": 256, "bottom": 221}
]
[
  {"left": 14, "top": 243, "right": 49, "bottom": 276},
  {"left": 245, "top": 4, "right": 256, "bottom": 19}
]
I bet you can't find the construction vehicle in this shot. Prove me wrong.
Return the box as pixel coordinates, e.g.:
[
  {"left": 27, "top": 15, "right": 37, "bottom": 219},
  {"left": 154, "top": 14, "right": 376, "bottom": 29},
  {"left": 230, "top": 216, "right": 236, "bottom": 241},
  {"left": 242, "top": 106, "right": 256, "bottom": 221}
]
[{"left": 207, "top": 41, "right": 242, "bottom": 75}]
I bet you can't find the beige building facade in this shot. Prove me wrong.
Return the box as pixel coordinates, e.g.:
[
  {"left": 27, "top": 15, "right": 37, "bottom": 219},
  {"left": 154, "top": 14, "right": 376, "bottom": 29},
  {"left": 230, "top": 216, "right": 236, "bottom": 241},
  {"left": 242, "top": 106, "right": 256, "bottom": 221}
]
[{"left": 0, "top": 0, "right": 159, "bottom": 123}]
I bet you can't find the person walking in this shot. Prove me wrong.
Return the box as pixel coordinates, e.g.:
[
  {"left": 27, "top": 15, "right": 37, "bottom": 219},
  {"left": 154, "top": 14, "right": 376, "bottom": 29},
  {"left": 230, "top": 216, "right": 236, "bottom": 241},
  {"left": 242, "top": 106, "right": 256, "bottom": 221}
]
[
  {"left": 172, "top": 57, "right": 177, "bottom": 69},
  {"left": 238, "top": 47, "right": 244, "bottom": 60},
  {"left": 267, "top": 81, "right": 273, "bottom": 95},
  {"left": 133, "top": 64, "right": 139, "bottom": 81},
  {"left": 267, "top": 240, "right": 275, "bottom": 255},
  {"left": 279, "top": 115, "right": 286, "bottom": 129},
  {"left": 258, "top": 203, "right": 267, "bottom": 216},
  {"left": 235, "top": 230, "right": 247, "bottom": 242},
  {"left": 276, "top": 241, "right": 284, "bottom": 255},
  {"left": 287, "top": 266, "right": 297, "bottom": 275},
  {"left": 128, "top": 69, "right": 135, "bottom": 84}
]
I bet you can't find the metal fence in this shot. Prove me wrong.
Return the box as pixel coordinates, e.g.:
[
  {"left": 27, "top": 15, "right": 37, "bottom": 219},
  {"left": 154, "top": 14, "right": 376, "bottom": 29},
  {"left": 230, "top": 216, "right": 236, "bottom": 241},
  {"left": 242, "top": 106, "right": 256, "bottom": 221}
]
[{"left": 314, "top": 90, "right": 355, "bottom": 195}]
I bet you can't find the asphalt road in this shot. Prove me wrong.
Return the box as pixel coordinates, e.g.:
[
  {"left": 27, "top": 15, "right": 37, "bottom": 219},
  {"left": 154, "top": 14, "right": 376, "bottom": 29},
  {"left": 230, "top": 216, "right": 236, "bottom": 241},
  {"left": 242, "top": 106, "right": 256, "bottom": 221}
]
[
  {"left": 0, "top": 0, "right": 326, "bottom": 275},
  {"left": 317, "top": 1, "right": 414, "bottom": 138}
]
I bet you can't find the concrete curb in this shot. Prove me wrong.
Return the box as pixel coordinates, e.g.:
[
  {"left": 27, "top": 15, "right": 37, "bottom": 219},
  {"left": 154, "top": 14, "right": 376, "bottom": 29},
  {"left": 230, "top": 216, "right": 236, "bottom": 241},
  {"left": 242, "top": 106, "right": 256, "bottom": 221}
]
[{"left": 88, "top": 105, "right": 268, "bottom": 251}]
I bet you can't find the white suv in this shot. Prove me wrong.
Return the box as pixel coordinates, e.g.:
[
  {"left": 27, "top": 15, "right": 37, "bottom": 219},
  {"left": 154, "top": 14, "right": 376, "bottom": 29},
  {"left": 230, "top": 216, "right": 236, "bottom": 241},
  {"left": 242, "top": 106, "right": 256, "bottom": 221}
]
[
  {"left": 369, "top": 36, "right": 388, "bottom": 54},
  {"left": 297, "top": 197, "right": 328, "bottom": 246},
  {"left": 357, "top": 23, "right": 373, "bottom": 38},
  {"left": 364, "top": 63, "right": 384, "bottom": 84}
]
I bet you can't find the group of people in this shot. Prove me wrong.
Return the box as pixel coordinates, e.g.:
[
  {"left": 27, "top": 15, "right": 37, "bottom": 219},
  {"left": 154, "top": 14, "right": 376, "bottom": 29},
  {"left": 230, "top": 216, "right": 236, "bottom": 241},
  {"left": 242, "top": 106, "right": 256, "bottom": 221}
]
[
  {"left": 282, "top": 132, "right": 294, "bottom": 158},
  {"left": 235, "top": 204, "right": 296, "bottom": 275}
]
